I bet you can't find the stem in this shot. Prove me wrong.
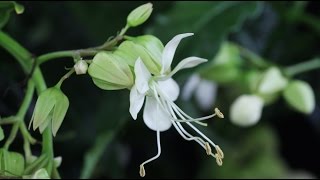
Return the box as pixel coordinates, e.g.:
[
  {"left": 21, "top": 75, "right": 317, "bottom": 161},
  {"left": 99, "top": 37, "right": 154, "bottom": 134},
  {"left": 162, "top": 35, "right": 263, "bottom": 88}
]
[
  {"left": 36, "top": 26, "right": 128, "bottom": 65},
  {"left": 56, "top": 68, "right": 75, "bottom": 88},
  {"left": 37, "top": 49, "right": 98, "bottom": 65},
  {"left": 3, "top": 80, "right": 35, "bottom": 150},
  {"left": 0, "top": 31, "right": 54, "bottom": 175},
  {"left": 237, "top": 44, "right": 271, "bottom": 69},
  {"left": 284, "top": 58, "right": 320, "bottom": 77}
]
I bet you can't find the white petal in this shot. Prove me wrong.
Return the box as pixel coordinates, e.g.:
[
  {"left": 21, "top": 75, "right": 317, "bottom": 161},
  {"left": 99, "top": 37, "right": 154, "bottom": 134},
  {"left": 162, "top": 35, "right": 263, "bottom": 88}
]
[
  {"left": 161, "top": 33, "right": 194, "bottom": 74},
  {"left": 195, "top": 80, "right": 218, "bottom": 111},
  {"left": 181, "top": 73, "right": 201, "bottom": 101},
  {"left": 129, "top": 85, "right": 145, "bottom": 120},
  {"left": 143, "top": 97, "right": 172, "bottom": 131},
  {"left": 134, "top": 57, "right": 151, "bottom": 94},
  {"left": 230, "top": 95, "right": 264, "bottom": 127},
  {"left": 157, "top": 78, "right": 180, "bottom": 101},
  {"left": 170, "top": 57, "right": 207, "bottom": 76}
]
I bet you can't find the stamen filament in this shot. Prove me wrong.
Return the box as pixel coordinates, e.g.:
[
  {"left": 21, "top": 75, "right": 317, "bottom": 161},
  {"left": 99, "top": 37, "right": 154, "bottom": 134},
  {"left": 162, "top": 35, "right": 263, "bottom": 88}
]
[{"left": 139, "top": 130, "right": 161, "bottom": 177}]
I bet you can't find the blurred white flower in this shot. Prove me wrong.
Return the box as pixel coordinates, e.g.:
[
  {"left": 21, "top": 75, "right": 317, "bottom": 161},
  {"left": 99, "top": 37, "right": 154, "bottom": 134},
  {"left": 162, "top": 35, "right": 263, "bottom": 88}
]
[
  {"left": 230, "top": 94, "right": 264, "bottom": 127},
  {"left": 182, "top": 73, "right": 218, "bottom": 111}
]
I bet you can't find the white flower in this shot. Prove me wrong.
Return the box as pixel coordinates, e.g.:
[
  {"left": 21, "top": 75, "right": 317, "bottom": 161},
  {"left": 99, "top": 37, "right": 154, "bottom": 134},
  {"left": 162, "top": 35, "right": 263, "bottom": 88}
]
[
  {"left": 230, "top": 94, "right": 264, "bottom": 127},
  {"left": 129, "top": 33, "right": 224, "bottom": 177},
  {"left": 182, "top": 73, "right": 218, "bottom": 111}
]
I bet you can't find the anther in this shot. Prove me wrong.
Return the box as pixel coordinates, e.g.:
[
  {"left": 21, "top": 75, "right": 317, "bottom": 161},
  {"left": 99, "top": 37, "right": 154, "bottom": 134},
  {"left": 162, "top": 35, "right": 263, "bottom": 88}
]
[
  {"left": 139, "top": 165, "right": 146, "bottom": 177},
  {"left": 215, "top": 108, "right": 224, "bottom": 118},
  {"left": 205, "top": 142, "right": 212, "bottom": 155},
  {"left": 215, "top": 145, "right": 224, "bottom": 159},
  {"left": 215, "top": 153, "right": 223, "bottom": 166}
]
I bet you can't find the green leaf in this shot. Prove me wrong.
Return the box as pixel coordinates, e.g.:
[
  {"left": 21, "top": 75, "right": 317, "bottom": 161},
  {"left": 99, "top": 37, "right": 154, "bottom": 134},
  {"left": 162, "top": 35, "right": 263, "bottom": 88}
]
[
  {"left": 148, "top": 1, "right": 262, "bottom": 60},
  {"left": 283, "top": 80, "right": 315, "bottom": 114},
  {"left": 0, "top": 1, "right": 24, "bottom": 29},
  {"left": 80, "top": 131, "right": 115, "bottom": 179},
  {"left": 0, "top": 126, "right": 4, "bottom": 141}
]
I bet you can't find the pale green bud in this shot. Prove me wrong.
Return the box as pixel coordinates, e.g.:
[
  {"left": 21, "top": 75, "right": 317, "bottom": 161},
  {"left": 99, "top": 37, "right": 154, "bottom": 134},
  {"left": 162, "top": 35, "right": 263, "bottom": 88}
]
[
  {"left": 30, "top": 87, "right": 69, "bottom": 137},
  {"left": 74, "top": 60, "right": 88, "bottom": 75},
  {"left": 88, "top": 52, "right": 134, "bottom": 90},
  {"left": 0, "top": 149, "right": 25, "bottom": 177},
  {"left": 257, "top": 67, "right": 288, "bottom": 95},
  {"left": 127, "top": 3, "right": 153, "bottom": 27},
  {"left": 199, "top": 42, "right": 242, "bottom": 83},
  {"left": 283, "top": 80, "right": 315, "bottom": 114},
  {"left": 230, "top": 94, "right": 264, "bottom": 127}
]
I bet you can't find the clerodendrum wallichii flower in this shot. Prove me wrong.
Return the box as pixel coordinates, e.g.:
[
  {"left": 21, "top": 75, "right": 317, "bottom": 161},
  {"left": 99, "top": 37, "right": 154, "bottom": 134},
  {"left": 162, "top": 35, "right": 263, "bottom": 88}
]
[{"left": 129, "top": 33, "right": 224, "bottom": 177}]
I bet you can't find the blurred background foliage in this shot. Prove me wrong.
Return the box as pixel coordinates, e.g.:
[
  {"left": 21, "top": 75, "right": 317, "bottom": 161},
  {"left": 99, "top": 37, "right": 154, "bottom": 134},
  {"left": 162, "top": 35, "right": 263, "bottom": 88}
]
[{"left": 0, "top": 1, "right": 319, "bottom": 178}]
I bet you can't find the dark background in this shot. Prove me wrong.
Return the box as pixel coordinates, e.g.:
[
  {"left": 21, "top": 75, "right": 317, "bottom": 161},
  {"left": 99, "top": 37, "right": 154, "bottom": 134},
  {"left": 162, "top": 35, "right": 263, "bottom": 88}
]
[{"left": 0, "top": 1, "right": 320, "bottom": 178}]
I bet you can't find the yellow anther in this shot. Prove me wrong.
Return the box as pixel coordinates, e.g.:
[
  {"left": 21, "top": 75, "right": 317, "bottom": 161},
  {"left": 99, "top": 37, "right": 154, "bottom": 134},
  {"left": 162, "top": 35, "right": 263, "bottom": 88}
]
[
  {"left": 139, "top": 165, "right": 146, "bottom": 177},
  {"left": 205, "top": 142, "right": 212, "bottom": 155},
  {"left": 215, "top": 153, "right": 223, "bottom": 166},
  {"left": 214, "top": 108, "right": 224, "bottom": 119},
  {"left": 215, "top": 145, "right": 224, "bottom": 159}
]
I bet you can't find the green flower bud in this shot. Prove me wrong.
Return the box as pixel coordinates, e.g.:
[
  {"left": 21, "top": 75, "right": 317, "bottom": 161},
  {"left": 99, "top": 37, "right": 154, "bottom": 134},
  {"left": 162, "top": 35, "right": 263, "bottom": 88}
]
[
  {"left": 127, "top": 3, "right": 153, "bottom": 27},
  {"left": 0, "top": 149, "right": 25, "bottom": 177},
  {"left": 283, "top": 80, "right": 315, "bottom": 114},
  {"left": 199, "top": 42, "right": 242, "bottom": 83},
  {"left": 257, "top": 67, "right": 288, "bottom": 95},
  {"left": 88, "top": 52, "right": 134, "bottom": 90},
  {"left": 30, "top": 87, "right": 69, "bottom": 137},
  {"left": 74, "top": 60, "right": 88, "bottom": 75},
  {"left": 117, "top": 40, "right": 161, "bottom": 75}
]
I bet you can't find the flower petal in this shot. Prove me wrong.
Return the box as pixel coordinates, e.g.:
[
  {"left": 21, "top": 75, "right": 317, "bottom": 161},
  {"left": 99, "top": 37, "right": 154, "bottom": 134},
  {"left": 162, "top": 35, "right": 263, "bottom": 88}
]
[
  {"left": 134, "top": 57, "right": 151, "bottom": 94},
  {"left": 161, "top": 33, "right": 194, "bottom": 74},
  {"left": 129, "top": 85, "right": 145, "bottom": 120},
  {"left": 170, "top": 57, "right": 207, "bottom": 76},
  {"left": 143, "top": 97, "right": 172, "bottom": 131},
  {"left": 157, "top": 78, "right": 180, "bottom": 101}
]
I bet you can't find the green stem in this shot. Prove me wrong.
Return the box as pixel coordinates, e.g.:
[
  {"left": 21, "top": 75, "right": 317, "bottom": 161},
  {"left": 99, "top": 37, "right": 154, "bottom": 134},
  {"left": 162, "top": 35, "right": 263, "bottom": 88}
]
[
  {"left": 36, "top": 26, "right": 128, "bottom": 65},
  {"left": 0, "top": 31, "right": 54, "bottom": 175},
  {"left": 284, "top": 58, "right": 320, "bottom": 77},
  {"left": 56, "top": 68, "right": 75, "bottom": 89},
  {"left": 3, "top": 80, "right": 35, "bottom": 150},
  {"left": 237, "top": 44, "right": 271, "bottom": 69}
]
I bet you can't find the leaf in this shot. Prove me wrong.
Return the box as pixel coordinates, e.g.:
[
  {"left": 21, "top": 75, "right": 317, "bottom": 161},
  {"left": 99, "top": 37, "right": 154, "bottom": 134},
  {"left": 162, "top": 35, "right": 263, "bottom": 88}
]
[
  {"left": 0, "top": 1, "right": 24, "bottom": 29},
  {"left": 148, "top": 1, "right": 262, "bottom": 63}
]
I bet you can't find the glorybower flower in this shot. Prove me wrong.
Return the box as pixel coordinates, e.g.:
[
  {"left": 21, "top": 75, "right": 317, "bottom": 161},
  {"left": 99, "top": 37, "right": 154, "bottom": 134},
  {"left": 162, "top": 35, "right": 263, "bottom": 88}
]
[{"left": 129, "top": 33, "right": 224, "bottom": 177}]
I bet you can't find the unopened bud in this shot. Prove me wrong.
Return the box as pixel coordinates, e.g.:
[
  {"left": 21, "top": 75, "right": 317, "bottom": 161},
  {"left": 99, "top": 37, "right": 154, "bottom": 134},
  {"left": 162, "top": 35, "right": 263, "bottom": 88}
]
[
  {"left": 74, "top": 60, "right": 88, "bottom": 75},
  {"left": 127, "top": 3, "right": 153, "bottom": 27}
]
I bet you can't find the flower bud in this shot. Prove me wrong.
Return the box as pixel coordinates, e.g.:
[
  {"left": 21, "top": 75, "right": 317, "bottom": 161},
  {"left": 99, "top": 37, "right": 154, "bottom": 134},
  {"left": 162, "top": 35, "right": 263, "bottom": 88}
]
[
  {"left": 0, "top": 149, "right": 25, "bottom": 177},
  {"left": 30, "top": 87, "right": 69, "bottom": 137},
  {"left": 127, "top": 3, "right": 153, "bottom": 27},
  {"left": 283, "top": 80, "right": 315, "bottom": 114},
  {"left": 258, "top": 67, "right": 288, "bottom": 94},
  {"left": 88, "top": 52, "right": 134, "bottom": 90},
  {"left": 230, "top": 94, "right": 264, "bottom": 127},
  {"left": 74, "top": 60, "right": 88, "bottom": 75}
]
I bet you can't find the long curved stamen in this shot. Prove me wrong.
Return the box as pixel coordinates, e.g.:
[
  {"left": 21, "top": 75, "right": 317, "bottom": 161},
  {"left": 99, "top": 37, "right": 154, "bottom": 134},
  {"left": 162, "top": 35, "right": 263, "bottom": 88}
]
[{"left": 139, "top": 130, "right": 161, "bottom": 177}]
